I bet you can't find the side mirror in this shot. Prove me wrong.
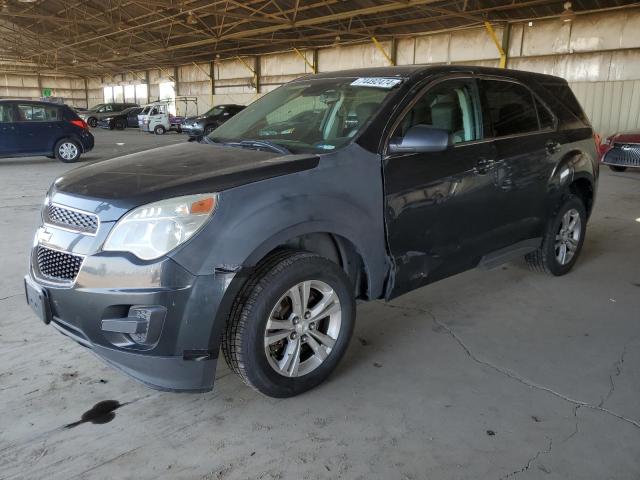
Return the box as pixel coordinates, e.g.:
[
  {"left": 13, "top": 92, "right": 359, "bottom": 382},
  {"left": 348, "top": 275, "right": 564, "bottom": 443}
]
[{"left": 388, "top": 125, "right": 451, "bottom": 154}]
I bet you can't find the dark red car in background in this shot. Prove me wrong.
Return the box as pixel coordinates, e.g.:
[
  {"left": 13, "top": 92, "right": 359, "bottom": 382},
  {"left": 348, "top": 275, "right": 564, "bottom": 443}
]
[{"left": 599, "top": 130, "right": 640, "bottom": 172}]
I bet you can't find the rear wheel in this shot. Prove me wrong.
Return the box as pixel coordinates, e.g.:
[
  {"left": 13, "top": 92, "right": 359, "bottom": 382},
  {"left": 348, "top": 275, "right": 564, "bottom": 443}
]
[
  {"left": 525, "top": 195, "right": 586, "bottom": 275},
  {"left": 154, "top": 125, "right": 166, "bottom": 135},
  {"left": 54, "top": 139, "right": 81, "bottom": 163},
  {"left": 609, "top": 165, "right": 627, "bottom": 172},
  {"left": 87, "top": 117, "right": 97, "bottom": 128},
  {"left": 222, "top": 250, "right": 355, "bottom": 398}
]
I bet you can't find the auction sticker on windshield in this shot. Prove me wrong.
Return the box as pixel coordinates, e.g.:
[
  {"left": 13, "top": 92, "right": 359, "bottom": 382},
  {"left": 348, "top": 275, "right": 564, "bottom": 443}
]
[{"left": 350, "top": 77, "right": 402, "bottom": 89}]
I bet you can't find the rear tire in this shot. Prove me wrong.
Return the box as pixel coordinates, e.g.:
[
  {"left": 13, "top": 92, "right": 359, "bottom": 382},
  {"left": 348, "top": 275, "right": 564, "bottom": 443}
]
[
  {"left": 609, "top": 165, "right": 627, "bottom": 172},
  {"left": 525, "top": 194, "right": 586, "bottom": 276},
  {"left": 154, "top": 125, "right": 166, "bottom": 135},
  {"left": 54, "top": 139, "right": 82, "bottom": 163},
  {"left": 222, "top": 250, "right": 355, "bottom": 398}
]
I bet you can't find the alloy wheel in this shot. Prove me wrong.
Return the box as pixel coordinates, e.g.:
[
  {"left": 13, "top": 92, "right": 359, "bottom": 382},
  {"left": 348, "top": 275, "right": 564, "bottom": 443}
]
[
  {"left": 264, "top": 280, "right": 342, "bottom": 378},
  {"left": 555, "top": 208, "right": 581, "bottom": 265}
]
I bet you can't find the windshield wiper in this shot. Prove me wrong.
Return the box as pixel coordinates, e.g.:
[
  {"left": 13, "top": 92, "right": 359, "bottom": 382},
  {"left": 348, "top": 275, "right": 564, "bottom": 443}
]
[{"left": 224, "top": 139, "right": 291, "bottom": 155}]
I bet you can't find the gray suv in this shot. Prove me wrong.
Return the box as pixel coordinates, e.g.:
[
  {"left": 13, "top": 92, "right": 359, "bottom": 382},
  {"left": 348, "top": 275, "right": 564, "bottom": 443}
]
[{"left": 25, "top": 66, "right": 598, "bottom": 398}]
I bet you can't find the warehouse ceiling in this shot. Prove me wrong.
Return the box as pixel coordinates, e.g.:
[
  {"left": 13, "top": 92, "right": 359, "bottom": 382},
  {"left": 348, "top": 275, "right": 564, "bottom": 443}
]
[{"left": 0, "top": 0, "right": 638, "bottom": 76}]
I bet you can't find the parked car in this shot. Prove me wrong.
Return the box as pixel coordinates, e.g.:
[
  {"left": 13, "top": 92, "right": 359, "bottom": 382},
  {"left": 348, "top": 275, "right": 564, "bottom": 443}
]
[
  {"left": 0, "top": 99, "right": 94, "bottom": 162},
  {"left": 599, "top": 130, "right": 640, "bottom": 171},
  {"left": 97, "top": 106, "right": 143, "bottom": 130},
  {"left": 137, "top": 101, "right": 182, "bottom": 134},
  {"left": 25, "top": 66, "right": 598, "bottom": 397},
  {"left": 79, "top": 102, "right": 138, "bottom": 128},
  {"left": 182, "top": 104, "right": 245, "bottom": 138}
]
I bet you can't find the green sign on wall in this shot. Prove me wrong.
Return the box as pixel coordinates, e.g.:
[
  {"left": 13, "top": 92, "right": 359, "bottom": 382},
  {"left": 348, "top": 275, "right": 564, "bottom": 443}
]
[{"left": 42, "top": 88, "right": 52, "bottom": 97}]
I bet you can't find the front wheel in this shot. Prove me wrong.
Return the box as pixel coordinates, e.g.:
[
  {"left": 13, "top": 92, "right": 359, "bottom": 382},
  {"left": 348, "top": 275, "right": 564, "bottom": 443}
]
[
  {"left": 54, "top": 139, "right": 82, "bottom": 163},
  {"left": 114, "top": 119, "right": 126, "bottom": 130},
  {"left": 154, "top": 125, "right": 166, "bottom": 135},
  {"left": 222, "top": 250, "right": 355, "bottom": 398},
  {"left": 87, "top": 117, "right": 97, "bottom": 128},
  {"left": 609, "top": 165, "right": 627, "bottom": 172},
  {"left": 525, "top": 194, "right": 587, "bottom": 275}
]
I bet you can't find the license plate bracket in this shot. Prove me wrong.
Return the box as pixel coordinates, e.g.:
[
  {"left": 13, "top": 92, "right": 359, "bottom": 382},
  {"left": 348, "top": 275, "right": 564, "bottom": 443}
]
[{"left": 24, "top": 277, "right": 52, "bottom": 325}]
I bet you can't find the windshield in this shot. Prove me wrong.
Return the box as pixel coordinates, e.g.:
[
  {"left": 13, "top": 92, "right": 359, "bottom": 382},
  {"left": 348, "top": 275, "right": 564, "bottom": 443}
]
[
  {"left": 209, "top": 78, "right": 400, "bottom": 154},
  {"left": 204, "top": 106, "right": 224, "bottom": 117}
]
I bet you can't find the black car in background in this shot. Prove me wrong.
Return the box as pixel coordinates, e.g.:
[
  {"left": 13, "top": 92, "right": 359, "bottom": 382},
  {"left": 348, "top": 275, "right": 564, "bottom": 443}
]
[
  {"left": 25, "top": 66, "right": 598, "bottom": 397},
  {"left": 97, "top": 106, "right": 143, "bottom": 130},
  {"left": 0, "top": 99, "right": 94, "bottom": 162},
  {"left": 181, "top": 104, "right": 245, "bottom": 138},
  {"left": 79, "top": 102, "right": 139, "bottom": 127}
]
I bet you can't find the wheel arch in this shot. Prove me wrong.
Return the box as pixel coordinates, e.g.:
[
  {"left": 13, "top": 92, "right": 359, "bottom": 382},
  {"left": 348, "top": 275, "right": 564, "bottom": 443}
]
[
  {"left": 549, "top": 149, "right": 597, "bottom": 217},
  {"left": 244, "top": 227, "right": 372, "bottom": 301}
]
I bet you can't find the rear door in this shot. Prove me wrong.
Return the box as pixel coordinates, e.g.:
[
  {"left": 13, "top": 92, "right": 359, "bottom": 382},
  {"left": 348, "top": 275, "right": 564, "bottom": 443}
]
[
  {"left": 478, "top": 78, "right": 560, "bottom": 245},
  {"left": 383, "top": 77, "right": 502, "bottom": 297},
  {"left": 0, "top": 103, "right": 18, "bottom": 156}
]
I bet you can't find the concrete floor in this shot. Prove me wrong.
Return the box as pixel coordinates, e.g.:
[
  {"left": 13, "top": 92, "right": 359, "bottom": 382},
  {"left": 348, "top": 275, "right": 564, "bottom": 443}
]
[{"left": 1, "top": 128, "right": 639, "bottom": 479}]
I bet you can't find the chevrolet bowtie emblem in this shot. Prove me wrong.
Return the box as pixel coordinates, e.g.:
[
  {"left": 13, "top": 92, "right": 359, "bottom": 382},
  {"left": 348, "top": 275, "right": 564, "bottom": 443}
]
[{"left": 621, "top": 145, "right": 632, "bottom": 151}]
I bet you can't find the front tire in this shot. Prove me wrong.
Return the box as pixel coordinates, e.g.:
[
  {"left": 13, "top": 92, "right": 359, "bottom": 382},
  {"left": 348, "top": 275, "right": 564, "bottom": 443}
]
[
  {"left": 222, "top": 250, "right": 355, "bottom": 398},
  {"left": 54, "top": 139, "right": 82, "bottom": 163},
  {"left": 154, "top": 125, "right": 166, "bottom": 135},
  {"left": 114, "top": 119, "right": 126, "bottom": 130},
  {"left": 525, "top": 194, "right": 587, "bottom": 275},
  {"left": 87, "top": 117, "right": 97, "bottom": 128},
  {"left": 609, "top": 165, "right": 627, "bottom": 172}
]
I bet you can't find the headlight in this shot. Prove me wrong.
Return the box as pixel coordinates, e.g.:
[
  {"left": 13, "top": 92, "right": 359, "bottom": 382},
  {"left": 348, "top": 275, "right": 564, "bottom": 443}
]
[
  {"left": 103, "top": 193, "right": 217, "bottom": 260},
  {"left": 104, "top": 117, "right": 113, "bottom": 121}
]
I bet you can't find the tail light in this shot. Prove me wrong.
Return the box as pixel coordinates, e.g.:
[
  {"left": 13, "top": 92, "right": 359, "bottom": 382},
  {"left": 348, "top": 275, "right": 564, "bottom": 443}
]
[{"left": 70, "top": 119, "right": 88, "bottom": 130}]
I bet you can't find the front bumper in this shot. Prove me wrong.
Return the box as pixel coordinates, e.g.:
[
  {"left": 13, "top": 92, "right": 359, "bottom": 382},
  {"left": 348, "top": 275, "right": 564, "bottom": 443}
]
[
  {"left": 27, "top": 246, "right": 237, "bottom": 392},
  {"left": 181, "top": 124, "right": 204, "bottom": 137}
]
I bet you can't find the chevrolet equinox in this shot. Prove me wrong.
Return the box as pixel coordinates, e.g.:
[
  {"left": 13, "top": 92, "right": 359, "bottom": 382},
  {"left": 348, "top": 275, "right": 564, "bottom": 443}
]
[{"left": 25, "top": 66, "right": 598, "bottom": 397}]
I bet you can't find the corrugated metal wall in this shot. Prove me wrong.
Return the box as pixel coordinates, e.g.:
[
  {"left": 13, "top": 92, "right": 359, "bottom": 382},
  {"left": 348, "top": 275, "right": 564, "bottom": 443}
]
[
  {"left": 3, "top": 7, "right": 640, "bottom": 134},
  {"left": 570, "top": 80, "right": 640, "bottom": 136}
]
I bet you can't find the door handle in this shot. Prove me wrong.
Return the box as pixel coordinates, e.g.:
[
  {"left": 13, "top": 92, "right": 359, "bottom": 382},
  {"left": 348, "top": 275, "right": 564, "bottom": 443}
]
[
  {"left": 546, "top": 140, "right": 561, "bottom": 154},
  {"left": 475, "top": 158, "right": 496, "bottom": 174}
]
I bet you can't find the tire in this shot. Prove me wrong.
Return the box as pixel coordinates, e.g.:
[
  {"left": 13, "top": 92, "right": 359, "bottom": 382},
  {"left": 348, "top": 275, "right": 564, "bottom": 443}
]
[
  {"left": 204, "top": 125, "right": 216, "bottom": 136},
  {"left": 154, "top": 125, "right": 166, "bottom": 135},
  {"left": 222, "top": 250, "right": 355, "bottom": 398},
  {"left": 87, "top": 117, "right": 98, "bottom": 128},
  {"left": 525, "top": 194, "right": 587, "bottom": 276},
  {"left": 609, "top": 165, "right": 627, "bottom": 172},
  {"left": 54, "top": 139, "right": 82, "bottom": 163},
  {"left": 114, "top": 119, "right": 126, "bottom": 130}
]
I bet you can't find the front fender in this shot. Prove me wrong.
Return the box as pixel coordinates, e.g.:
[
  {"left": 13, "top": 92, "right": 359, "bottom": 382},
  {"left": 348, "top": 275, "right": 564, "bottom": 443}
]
[{"left": 170, "top": 144, "right": 389, "bottom": 299}]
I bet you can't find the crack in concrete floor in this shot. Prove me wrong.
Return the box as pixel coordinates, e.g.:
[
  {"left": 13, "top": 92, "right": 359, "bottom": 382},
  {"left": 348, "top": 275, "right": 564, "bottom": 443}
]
[{"left": 382, "top": 303, "right": 640, "bottom": 430}]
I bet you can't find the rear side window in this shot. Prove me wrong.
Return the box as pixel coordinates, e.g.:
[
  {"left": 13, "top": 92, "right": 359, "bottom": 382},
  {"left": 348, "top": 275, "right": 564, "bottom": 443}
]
[
  {"left": 481, "top": 80, "right": 539, "bottom": 137},
  {"left": 0, "top": 104, "right": 14, "bottom": 122},
  {"left": 16, "top": 104, "right": 60, "bottom": 121},
  {"left": 535, "top": 97, "right": 555, "bottom": 130}
]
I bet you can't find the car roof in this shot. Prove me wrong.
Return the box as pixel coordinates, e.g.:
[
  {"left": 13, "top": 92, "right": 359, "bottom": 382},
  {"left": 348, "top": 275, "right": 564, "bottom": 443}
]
[
  {"left": 304, "top": 65, "right": 565, "bottom": 84},
  {"left": 0, "top": 99, "right": 68, "bottom": 107}
]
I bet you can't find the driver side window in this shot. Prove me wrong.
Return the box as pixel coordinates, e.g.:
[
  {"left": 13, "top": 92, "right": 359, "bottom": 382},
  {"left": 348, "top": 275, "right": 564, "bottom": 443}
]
[{"left": 393, "top": 79, "right": 480, "bottom": 145}]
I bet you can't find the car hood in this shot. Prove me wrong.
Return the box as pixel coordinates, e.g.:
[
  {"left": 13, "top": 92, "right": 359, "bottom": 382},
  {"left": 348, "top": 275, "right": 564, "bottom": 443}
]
[
  {"left": 612, "top": 131, "right": 640, "bottom": 144},
  {"left": 52, "top": 142, "right": 319, "bottom": 216},
  {"left": 184, "top": 115, "right": 210, "bottom": 123}
]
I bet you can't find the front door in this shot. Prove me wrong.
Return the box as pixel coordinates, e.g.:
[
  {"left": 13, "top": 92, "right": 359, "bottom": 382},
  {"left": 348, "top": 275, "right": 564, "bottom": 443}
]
[
  {"left": 14, "top": 103, "right": 59, "bottom": 155},
  {"left": 383, "top": 77, "right": 501, "bottom": 298}
]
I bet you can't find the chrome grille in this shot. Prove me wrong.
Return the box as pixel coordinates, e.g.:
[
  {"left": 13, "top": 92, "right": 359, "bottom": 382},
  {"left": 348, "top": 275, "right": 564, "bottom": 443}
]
[
  {"left": 45, "top": 204, "right": 98, "bottom": 234},
  {"left": 36, "top": 246, "right": 83, "bottom": 282},
  {"left": 604, "top": 143, "right": 640, "bottom": 167}
]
